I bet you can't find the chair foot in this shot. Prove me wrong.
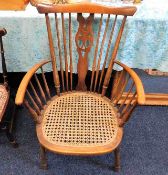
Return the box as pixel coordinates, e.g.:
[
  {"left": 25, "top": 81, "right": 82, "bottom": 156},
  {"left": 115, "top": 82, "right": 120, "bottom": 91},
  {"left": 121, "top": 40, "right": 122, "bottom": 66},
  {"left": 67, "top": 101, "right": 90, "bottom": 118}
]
[
  {"left": 40, "top": 162, "right": 48, "bottom": 170},
  {"left": 113, "top": 146, "right": 121, "bottom": 172},
  {"left": 113, "top": 165, "right": 121, "bottom": 172},
  {"left": 10, "top": 140, "right": 19, "bottom": 148},
  {"left": 6, "top": 128, "right": 19, "bottom": 148},
  {"left": 40, "top": 146, "right": 48, "bottom": 170}
]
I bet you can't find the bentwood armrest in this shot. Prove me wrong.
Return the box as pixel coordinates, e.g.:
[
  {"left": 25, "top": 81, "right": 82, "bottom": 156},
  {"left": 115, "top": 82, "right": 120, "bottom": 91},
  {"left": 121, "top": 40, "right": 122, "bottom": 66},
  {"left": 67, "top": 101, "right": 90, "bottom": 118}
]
[
  {"left": 114, "top": 60, "right": 145, "bottom": 105},
  {"left": 15, "top": 59, "right": 51, "bottom": 106}
]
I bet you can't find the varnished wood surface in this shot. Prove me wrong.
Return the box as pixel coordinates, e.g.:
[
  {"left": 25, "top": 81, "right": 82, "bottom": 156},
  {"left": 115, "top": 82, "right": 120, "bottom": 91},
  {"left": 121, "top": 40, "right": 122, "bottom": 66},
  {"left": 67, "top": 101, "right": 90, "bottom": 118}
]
[
  {"left": 36, "top": 91, "right": 123, "bottom": 155},
  {"left": 114, "top": 61, "right": 145, "bottom": 105},
  {"left": 15, "top": 60, "right": 51, "bottom": 105},
  {"left": 101, "top": 16, "right": 127, "bottom": 96},
  {"left": 76, "top": 14, "right": 94, "bottom": 91},
  {"left": 144, "top": 93, "right": 168, "bottom": 105},
  {"left": 45, "top": 14, "right": 60, "bottom": 95},
  {"left": 120, "top": 93, "right": 168, "bottom": 106},
  {"left": 37, "top": 3, "right": 136, "bottom": 16},
  {"left": 37, "top": 123, "right": 123, "bottom": 155}
]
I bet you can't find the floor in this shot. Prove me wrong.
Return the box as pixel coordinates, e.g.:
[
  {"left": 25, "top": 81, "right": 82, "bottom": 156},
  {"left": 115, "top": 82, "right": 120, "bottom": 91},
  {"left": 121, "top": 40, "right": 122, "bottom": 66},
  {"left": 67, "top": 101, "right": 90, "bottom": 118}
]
[{"left": 0, "top": 69, "right": 168, "bottom": 175}]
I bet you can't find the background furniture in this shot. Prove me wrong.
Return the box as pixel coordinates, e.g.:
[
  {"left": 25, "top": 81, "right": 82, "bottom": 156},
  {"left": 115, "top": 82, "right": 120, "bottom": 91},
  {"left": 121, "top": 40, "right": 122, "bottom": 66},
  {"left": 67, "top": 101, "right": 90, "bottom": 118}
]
[
  {"left": 15, "top": 3, "right": 145, "bottom": 171},
  {"left": 0, "top": 0, "right": 29, "bottom": 11},
  {"left": 0, "top": 28, "right": 18, "bottom": 148}
]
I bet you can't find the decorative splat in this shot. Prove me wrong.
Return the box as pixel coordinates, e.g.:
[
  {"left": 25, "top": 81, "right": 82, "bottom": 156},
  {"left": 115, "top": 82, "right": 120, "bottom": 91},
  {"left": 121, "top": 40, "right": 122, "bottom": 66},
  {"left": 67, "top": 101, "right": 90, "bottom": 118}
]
[{"left": 75, "top": 13, "right": 94, "bottom": 91}]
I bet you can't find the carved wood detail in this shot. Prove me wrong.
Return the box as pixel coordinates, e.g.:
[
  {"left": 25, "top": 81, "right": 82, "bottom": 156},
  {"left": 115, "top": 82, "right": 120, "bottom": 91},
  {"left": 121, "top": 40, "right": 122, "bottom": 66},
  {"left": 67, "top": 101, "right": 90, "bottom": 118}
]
[{"left": 75, "top": 13, "right": 94, "bottom": 91}]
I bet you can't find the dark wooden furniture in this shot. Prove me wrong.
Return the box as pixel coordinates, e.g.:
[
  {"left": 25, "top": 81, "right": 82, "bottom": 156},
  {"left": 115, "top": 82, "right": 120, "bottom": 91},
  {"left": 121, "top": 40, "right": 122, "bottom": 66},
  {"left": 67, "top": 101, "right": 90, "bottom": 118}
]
[
  {"left": 0, "top": 28, "right": 18, "bottom": 148},
  {"left": 15, "top": 3, "right": 145, "bottom": 171}
]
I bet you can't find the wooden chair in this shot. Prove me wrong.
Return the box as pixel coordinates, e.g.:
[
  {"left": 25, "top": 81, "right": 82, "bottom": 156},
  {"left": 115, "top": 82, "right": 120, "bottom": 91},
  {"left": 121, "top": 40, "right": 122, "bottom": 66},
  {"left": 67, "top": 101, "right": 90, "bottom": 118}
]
[
  {"left": 15, "top": 3, "right": 145, "bottom": 171},
  {"left": 0, "top": 28, "right": 18, "bottom": 148}
]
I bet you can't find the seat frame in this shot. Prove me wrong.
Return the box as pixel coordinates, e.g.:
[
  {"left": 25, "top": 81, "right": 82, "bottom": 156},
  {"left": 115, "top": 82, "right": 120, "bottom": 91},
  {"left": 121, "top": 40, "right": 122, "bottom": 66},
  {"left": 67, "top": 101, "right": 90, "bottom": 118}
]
[{"left": 37, "top": 91, "right": 123, "bottom": 155}]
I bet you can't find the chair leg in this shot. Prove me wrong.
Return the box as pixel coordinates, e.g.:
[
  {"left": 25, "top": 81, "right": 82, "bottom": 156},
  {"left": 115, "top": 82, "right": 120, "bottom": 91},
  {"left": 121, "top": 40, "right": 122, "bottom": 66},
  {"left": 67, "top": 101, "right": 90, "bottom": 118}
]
[
  {"left": 6, "top": 128, "right": 18, "bottom": 148},
  {"left": 6, "top": 104, "right": 19, "bottom": 148},
  {"left": 113, "top": 146, "right": 121, "bottom": 172},
  {"left": 40, "top": 145, "right": 48, "bottom": 170}
]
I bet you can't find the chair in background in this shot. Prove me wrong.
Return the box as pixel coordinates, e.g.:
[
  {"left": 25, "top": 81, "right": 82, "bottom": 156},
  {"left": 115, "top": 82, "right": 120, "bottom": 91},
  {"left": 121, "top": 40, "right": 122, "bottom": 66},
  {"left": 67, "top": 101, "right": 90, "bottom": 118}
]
[
  {"left": 0, "top": 28, "right": 18, "bottom": 148},
  {"left": 15, "top": 3, "right": 145, "bottom": 171}
]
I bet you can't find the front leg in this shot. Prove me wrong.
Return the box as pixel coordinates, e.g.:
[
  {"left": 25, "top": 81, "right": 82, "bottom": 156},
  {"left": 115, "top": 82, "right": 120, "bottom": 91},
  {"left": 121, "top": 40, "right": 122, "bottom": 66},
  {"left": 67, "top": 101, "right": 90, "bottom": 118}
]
[
  {"left": 40, "top": 145, "right": 48, "bottom": 170},
  {"left": 113, "top": 146, "right": 121, "bottom": 172}
]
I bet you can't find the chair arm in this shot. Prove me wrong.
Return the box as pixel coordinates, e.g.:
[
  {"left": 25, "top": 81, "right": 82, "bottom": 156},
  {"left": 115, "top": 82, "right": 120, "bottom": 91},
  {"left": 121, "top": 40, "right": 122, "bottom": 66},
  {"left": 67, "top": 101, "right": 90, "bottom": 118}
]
[
  {"left": 15, "top": 60, "right": 51, "bottom": 106},
  {"left": 114, "top": 60, "right": 145, "bottom": 105}
]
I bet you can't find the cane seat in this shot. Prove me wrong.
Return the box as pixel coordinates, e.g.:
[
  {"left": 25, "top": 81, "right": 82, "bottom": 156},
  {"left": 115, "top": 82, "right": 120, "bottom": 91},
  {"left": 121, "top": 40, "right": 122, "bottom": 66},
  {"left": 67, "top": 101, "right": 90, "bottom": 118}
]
[
  {"left": 0, "top": 85, "right": 9, "bottom": 122},
  {"left": 37, "top": 92, "right": 123, "bottom": 155}
]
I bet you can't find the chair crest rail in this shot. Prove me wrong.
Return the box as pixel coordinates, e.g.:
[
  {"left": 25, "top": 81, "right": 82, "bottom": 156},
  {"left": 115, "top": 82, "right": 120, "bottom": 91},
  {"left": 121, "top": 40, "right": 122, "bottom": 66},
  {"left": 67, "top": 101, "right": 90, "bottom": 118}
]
[{"left": 37, "top": 3, "right": 136, "bottom": 16}]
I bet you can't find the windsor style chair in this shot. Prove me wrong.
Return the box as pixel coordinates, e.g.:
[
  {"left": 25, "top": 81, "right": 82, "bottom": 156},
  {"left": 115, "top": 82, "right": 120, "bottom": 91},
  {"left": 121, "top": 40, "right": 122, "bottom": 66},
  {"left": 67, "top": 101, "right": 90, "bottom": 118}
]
[
  {"left": 15, "top": 2, "right": 145, "bottom": 171},
  {"left": 0, "top": 28, "right": 18, "bottom": 148}
]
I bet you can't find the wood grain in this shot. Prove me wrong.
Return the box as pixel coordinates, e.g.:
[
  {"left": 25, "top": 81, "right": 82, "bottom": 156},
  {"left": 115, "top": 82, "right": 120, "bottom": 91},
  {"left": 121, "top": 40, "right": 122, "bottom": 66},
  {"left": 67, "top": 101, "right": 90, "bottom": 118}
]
[
  {"left": 15, "top": 60, "right": 50, "bottom": 105},
  {"left": 37, "top": 3, "right": 136, "bottom": 16}
]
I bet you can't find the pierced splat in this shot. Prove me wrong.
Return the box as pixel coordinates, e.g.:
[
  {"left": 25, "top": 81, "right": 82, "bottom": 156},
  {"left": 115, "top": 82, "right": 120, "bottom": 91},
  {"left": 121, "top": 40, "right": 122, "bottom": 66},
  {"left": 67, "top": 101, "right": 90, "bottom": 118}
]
[{"left": 75, "top": 13, "right": 94, "bottom": 91}]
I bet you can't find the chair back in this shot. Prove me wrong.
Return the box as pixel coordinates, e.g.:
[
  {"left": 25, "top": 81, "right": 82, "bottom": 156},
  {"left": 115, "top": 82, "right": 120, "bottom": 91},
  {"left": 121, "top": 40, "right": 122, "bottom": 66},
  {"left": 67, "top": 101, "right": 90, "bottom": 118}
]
[
  {"left": 15, "top": 3, "right": 145, "bottom": 126},
  {"left": 36, "top": 3, "right": 136, "bottom": 96}
]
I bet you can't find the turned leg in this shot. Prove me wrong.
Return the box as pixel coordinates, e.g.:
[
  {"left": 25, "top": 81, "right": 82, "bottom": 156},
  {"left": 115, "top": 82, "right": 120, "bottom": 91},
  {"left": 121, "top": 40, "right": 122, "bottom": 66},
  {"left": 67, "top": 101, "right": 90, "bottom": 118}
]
[
  {"left": 40, "top": 145, "right": 48, "bottom": 170},
  {"left": 113, "top": 146, "right": 121, "bottom": 172}
]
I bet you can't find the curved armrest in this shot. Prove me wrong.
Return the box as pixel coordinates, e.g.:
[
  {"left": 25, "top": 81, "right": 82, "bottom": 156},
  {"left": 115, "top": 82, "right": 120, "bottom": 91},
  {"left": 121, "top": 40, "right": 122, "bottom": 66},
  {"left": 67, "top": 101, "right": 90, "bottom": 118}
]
[
  {"left": 114, "top": 60, "right": 145, "bottom": 105},
  {"left": 15, "top": 60, "right": 51, "bottom": 105}
]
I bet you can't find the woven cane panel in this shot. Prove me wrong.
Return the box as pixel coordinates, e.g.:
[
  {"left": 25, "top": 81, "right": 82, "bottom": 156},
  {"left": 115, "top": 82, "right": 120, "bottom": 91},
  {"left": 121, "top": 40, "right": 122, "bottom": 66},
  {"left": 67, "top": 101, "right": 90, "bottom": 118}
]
[
  {"left": 0, "top": 85, "right": 8, "bottom": 120},
  {"left": 42, "top": 92, "right": 118, "bottom": 147}
]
